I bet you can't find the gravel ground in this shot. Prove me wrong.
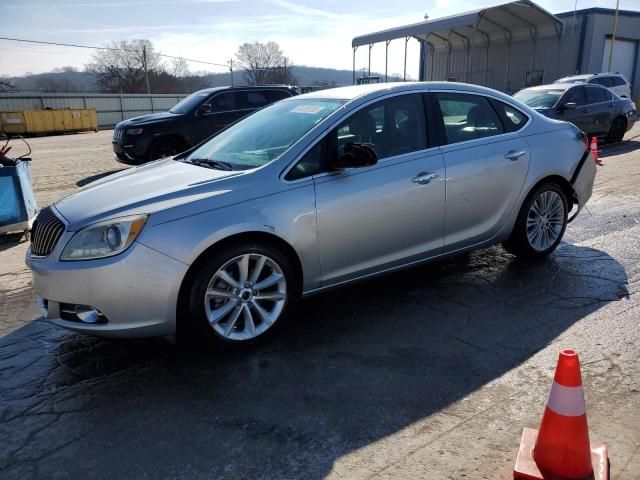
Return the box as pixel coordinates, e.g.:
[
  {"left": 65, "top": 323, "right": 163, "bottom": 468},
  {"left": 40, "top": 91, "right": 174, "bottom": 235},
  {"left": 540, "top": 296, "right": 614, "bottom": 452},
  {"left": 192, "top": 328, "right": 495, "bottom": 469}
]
[{"left": 0, "top": 126, "right": 639, "bottom": 479}]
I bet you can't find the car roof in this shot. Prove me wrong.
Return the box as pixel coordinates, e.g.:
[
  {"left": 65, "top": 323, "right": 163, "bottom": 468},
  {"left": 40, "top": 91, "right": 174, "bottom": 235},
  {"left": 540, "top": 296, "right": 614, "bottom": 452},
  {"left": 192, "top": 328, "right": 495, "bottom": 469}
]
[
  {"left": 296, "top": 81, "right": 519, "bottom": 104},
  {"left": 194, "top": 85, "right": 297, "bottom": 95}
]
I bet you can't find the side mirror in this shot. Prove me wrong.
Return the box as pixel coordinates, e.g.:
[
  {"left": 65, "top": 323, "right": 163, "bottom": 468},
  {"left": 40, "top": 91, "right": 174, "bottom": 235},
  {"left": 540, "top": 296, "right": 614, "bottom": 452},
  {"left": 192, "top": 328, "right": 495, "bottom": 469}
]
[
  {"left": 332, "top": 143, "right": 378, "bottom": 170},
  {"left": 561, "top": 102, "right": 577, "bottom": 111},
  {"left": 197, "top": 104, "right": 213, "bottom": 116}
]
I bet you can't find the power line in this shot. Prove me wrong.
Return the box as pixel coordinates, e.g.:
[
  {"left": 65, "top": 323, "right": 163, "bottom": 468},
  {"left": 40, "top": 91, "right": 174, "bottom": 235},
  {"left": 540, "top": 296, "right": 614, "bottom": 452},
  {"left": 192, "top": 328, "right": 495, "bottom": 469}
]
[{"left": 0, "top": 36, "right": 230, "bottom": 68}]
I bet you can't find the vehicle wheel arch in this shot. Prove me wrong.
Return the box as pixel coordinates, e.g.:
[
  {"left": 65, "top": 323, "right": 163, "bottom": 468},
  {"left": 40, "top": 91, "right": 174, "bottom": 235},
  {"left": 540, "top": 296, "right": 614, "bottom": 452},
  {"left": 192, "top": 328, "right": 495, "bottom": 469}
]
[
  {"left": 176, "top": 231, "right": 304, "bottom": 322},
  {"left": 518, "top": 174, "right": 576, "bottom": 219},
  {"left": 152, "top": 133, "right": 188, "bottom": 146},
  {"left": 148, "top": 134, "right": 188, "bottom": 158}
]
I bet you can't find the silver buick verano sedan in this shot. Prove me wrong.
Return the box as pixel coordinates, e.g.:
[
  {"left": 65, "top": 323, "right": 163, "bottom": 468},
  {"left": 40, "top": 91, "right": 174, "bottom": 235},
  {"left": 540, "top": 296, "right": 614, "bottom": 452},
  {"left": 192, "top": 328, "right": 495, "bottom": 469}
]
[{"left": 26, "top": 82, "right": 596, "bottom": 345}]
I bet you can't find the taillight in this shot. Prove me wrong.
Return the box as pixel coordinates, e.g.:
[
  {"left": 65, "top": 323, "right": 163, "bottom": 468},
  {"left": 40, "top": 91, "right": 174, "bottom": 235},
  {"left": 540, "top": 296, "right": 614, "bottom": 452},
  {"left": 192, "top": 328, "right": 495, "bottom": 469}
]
[{"left": 578, "top": 131, "right": 589, "bottom": 151}]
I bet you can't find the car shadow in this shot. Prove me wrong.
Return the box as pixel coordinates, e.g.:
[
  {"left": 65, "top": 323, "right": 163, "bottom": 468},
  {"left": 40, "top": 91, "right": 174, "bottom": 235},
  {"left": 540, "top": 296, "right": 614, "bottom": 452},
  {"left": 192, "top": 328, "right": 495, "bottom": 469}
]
[
  {"left": 76, "top": 169, "right": 126, "bottom": 187},
  {"left": 599, "top": 139, "right": 640, "bottom": 158},
  {"left": 0, "top": 232, "right": 27, "bottom": 253},
  {"left": 0, "top": 244, "right": 628, "bottom": 479}
]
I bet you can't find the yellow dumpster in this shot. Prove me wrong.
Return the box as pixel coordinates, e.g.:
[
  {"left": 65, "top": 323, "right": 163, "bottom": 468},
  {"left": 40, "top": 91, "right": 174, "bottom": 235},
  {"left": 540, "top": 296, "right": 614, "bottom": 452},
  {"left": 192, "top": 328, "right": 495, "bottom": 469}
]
[{"left": 0, "top": 109, "right": 98, "bottom": 135}]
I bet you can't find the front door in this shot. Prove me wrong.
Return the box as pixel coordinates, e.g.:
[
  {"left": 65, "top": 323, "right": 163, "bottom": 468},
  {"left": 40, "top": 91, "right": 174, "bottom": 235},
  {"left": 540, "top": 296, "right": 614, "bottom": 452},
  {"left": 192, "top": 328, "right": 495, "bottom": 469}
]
[
  {"left": 313, "top": 93, "right": 446, "bottom": 286},
  {"left": 432, "top": 92, "right": 530, "bottom": 250},
  {"left": 558, "top": 86, "right": 592, "bottom": 133}
]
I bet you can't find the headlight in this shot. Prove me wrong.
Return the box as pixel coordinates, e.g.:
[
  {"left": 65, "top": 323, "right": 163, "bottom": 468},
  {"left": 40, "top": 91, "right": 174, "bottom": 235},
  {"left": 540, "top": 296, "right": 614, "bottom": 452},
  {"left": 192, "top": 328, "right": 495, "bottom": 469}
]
[
  {"left": 60, "top": 215, "right": 148, "bottom": 261},
  {"left": 126, "top": 128, "right": 144, "bottom": 135}
]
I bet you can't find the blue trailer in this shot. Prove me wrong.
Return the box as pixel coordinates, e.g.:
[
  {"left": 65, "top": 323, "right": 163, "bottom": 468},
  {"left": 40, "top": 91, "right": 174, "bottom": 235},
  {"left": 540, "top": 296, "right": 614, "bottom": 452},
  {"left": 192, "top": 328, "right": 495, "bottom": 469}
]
[{"left": 0, "top": 160, "right": 38, "bottom": 236}]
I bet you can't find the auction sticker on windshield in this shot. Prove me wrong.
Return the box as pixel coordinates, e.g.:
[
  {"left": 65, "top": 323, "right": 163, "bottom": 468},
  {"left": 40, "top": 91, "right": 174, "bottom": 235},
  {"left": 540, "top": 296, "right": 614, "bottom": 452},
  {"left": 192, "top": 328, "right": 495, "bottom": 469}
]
[{"left": 291, "top": 104, "right": 325, "bottom": 115}]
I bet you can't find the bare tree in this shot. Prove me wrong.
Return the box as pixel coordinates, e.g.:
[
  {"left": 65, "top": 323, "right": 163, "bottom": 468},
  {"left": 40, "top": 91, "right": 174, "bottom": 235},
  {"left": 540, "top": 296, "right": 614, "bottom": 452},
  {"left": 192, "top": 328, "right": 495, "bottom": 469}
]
[
  {"left": 86, "top": 39, "right": 161, "bottom": 93},
  {"left": 235, "top": 41, "right": 295, "bottom": 85},
  {"left": 168, "top": 57, "right": 189, "bottom": 78},
  {"left": 0, "top": 78, "right": 16, "bottom": 92}
]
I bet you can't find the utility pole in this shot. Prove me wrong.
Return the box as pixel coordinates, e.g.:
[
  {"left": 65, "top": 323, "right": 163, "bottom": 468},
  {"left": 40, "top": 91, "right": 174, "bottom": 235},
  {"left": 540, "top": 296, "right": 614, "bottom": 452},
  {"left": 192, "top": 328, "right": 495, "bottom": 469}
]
[
  {"left": 284, "top": 58, "right": 287, "bottom": 83},
  {"left": 607, "top": 0, "right": 620, "bottom": 72},
  {"left": 142, "top": 44, "right": 151, "bottom": 94},
  {"left": 229, "top": 59, "right": 234, "bottom": 86}
]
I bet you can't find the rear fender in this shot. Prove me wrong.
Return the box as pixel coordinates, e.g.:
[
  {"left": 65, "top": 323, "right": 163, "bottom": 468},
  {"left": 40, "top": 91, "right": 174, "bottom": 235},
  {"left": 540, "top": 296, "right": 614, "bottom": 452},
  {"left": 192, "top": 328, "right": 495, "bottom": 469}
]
[{"left": 568, "top": 150, "right": 596, "bottom": 222}]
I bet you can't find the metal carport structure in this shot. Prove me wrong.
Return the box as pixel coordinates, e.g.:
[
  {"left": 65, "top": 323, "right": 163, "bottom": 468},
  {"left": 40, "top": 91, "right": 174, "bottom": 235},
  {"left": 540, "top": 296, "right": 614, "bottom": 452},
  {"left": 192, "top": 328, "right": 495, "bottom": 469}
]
[{"left": 351, "top": 0, "right": 564, "bottom": 91}]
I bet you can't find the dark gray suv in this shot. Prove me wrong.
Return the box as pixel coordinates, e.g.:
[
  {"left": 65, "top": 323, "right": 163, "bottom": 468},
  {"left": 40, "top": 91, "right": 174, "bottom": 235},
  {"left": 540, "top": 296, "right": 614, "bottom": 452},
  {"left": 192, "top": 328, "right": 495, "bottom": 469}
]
[
  {"left": 514, "top": 83, "right": 636, "bottom": 143},
  {"left": 112, "top": 85, "right": 299, "bottom": 164}
]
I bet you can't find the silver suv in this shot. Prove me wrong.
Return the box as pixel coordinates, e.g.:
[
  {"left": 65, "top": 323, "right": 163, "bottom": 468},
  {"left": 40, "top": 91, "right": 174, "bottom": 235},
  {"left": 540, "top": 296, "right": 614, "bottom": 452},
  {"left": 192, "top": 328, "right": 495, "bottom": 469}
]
[{"left": 555, "top": 73, "right": 631, "bottom": 99}]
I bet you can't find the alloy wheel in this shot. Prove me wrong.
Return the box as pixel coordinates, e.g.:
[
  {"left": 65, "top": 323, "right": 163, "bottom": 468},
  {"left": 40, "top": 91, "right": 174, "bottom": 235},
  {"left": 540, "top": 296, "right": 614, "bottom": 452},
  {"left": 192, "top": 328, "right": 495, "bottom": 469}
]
[
  {"left": 204, "top": 253, "right": 287, "bottom": 341},
  {"left": 526, "top": 190, "right": 565, "bottom": 252}
]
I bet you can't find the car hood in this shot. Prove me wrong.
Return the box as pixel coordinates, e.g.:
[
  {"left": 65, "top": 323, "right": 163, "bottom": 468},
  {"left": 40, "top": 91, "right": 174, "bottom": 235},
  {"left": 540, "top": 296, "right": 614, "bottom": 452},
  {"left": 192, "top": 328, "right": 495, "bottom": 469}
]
[
  {"left": 55, "top": 159, "right": 242, "bottom": 230},
  {"left": 116, "top": 111, "right": 180, "bottom": 127}
]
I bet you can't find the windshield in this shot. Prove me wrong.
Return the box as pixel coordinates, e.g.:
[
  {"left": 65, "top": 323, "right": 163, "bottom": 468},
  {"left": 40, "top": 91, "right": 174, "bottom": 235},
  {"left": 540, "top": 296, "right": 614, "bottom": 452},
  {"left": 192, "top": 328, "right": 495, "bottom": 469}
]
[
  {"left": 169, "top": 91, "right": 211, "bottom": 114},
  {"left": 182, "top": 98, "right": 344, "bottom": 170},
  {"left": 513, "top": 89, "right": 565, "bottom": 109}
]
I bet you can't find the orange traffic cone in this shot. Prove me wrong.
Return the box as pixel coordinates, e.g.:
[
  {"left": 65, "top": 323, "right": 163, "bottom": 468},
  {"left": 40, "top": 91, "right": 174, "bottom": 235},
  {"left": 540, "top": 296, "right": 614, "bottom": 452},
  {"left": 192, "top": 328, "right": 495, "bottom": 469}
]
[
  {"left": 591, "top": 137, "right": 603, "bottom": 166},
  {"left": 513, "top": 349, "right": 609, "bottom": 480}
]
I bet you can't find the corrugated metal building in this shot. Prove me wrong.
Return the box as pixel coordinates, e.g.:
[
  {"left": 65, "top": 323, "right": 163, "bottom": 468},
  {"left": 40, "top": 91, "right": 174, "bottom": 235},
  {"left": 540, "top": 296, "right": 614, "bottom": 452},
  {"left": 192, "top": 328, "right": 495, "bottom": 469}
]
[{"left": 352, "top": 1, "right": 640, "bottom": 100}]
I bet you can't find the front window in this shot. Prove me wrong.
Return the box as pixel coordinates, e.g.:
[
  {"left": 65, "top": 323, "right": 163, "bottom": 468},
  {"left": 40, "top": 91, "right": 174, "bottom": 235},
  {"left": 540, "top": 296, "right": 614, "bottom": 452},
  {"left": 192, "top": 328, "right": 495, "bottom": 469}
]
[
  {"left": 514, "top": 89, "right": 565, "bottom": 109},
  {"left": 183, "top": 99, "right": 344, "bottom": 170},
  {"left": 169, "top": 91, "right": 211, "bottom": 114}
]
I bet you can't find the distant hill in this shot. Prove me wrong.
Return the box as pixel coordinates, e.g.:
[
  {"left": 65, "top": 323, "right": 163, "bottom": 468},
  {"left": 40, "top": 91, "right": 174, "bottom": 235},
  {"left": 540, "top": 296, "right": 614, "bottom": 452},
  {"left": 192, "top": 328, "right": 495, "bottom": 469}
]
[{"left": 2, "top": 65, "right": 405, "bottom": 94}]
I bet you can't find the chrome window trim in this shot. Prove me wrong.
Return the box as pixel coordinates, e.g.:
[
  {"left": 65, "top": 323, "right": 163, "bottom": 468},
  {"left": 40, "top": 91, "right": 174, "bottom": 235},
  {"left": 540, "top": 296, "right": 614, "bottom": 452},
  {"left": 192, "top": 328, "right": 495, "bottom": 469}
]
[{"left": 279, "top": 89, "right": 431, "bottom": 184}]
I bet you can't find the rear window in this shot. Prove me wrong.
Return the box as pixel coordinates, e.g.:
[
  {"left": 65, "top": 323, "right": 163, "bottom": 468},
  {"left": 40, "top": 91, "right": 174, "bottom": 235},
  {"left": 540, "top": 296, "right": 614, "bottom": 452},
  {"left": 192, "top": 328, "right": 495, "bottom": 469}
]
[
  {"left": 492, "top": 100, "right": 528, "bottom": 132},
  {"left": 265, "top": 90, "right": 292, "bottom": 102},
  {"left": 590, "top": 77, "right": 613, "bottom": 87},
  {"left": 611, "top": 76, "right": 627, "bottom": 87},
  {"left": 436, "top": 93, "right": 503, "bottom": 144},
  {"left": 241, "top": 91, "right": 269, "bottom": 109}
]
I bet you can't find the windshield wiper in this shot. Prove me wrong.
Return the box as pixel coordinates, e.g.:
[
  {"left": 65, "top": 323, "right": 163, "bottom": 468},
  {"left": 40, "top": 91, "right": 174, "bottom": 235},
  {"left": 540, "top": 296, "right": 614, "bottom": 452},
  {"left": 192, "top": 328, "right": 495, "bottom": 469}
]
[{"left": 188, "top": 158, "right": 234, "bottom": 171}]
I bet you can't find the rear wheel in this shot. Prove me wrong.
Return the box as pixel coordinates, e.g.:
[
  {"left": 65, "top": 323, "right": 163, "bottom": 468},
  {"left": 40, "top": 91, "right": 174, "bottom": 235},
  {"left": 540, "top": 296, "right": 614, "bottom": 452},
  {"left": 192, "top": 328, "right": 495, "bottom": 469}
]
[
  {"left": 183, "top": 242, "right": 298, "bottom": 345},
  {"left": 148, "top": 137, "right": 185, "bottom": 161},
  {"left": 503, "top": 182, "right": 568, "bottom": 258},
  {"left": 606, "top": 117, "right": 626, "bottom": 144}
]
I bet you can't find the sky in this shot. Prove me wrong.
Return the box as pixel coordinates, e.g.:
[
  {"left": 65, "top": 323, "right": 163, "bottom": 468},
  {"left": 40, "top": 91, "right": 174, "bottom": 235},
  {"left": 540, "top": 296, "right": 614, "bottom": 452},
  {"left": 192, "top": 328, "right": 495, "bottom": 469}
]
[{"left": 1, "top": 0, "right": 639, "bottom": 79}]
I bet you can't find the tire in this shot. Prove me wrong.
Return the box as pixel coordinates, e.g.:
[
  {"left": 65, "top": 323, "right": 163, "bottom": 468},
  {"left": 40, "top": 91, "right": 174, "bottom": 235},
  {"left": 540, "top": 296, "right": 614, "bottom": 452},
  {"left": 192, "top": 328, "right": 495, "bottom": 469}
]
[
  {"left": 503, "top": 182, "right": 568, "bottom": 258},
  {"left": 606, "top": 117, "right": 626, "bottom": 144},
  {"left": 148, "top": 137, "right": 185, "bottom": 161},
  {"left": 182, "top": 241, "right": 298, "bottom": 346}
]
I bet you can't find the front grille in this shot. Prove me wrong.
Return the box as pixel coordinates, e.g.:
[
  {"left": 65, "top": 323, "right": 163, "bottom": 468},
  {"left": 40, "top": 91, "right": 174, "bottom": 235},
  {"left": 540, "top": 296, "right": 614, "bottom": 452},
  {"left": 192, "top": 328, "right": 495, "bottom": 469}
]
[
  {"left": 30, "top": 207, "right": 65, "bottom": 257},
  {"left": 113, "top": 128, "right": 124, "bottom": 142}
]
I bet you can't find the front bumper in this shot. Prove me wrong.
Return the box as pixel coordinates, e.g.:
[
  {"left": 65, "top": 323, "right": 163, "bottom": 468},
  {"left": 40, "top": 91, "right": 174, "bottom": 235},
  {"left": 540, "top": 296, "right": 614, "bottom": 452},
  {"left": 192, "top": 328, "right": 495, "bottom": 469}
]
[
  {"left": 26, "top": 238, "right": 189, "bottom": 338},
  {"left": 112, "top": 138, "right": 148, "bottom": 164}
]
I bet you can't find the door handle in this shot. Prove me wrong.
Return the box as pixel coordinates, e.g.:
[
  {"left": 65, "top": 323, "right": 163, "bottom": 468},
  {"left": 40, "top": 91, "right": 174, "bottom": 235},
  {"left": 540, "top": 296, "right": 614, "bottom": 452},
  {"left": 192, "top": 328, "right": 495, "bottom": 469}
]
[
  {"left": 504, "top": 150, "right": 526, "bottom": 161},
  {"left": 412, "top": 172, "right": 439, "bottom": 185}
]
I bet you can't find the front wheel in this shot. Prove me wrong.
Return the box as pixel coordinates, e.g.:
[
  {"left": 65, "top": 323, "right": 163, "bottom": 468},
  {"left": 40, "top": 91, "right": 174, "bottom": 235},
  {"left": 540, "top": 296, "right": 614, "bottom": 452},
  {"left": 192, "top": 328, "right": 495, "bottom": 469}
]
[
  {"left": 184, "top": 242, "right": 298, "bottom": 345},
  {"left": 503, "top": 182, "right": 568, "bottom": 258},
  {"left": 606, "top": 117, "right": 626, "bottom": 144}
]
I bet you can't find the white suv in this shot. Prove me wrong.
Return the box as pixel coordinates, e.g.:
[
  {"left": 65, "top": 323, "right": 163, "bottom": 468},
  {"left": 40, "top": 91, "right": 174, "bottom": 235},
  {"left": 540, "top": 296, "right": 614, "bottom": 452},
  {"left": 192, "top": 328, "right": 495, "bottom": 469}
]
[{"left": 555, "top": 73, "right": 631, "bottom": 98}]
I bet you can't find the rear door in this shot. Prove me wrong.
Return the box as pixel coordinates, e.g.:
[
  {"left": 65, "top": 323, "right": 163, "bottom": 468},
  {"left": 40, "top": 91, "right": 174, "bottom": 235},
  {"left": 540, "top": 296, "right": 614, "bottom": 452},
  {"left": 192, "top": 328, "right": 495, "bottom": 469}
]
[
  {"left": 432, "top": 91, "right": 530, "bottom": 251},
  {"left": 585, "top": 85, "right": 614, "bottom": 136}
]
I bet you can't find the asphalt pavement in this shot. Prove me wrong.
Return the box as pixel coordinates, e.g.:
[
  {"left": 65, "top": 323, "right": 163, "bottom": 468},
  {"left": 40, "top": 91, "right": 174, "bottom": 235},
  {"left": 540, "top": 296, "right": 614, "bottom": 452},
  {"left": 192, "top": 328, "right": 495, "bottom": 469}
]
[{"left": 1, "top": 129, "right": 639, "bottom": 479}]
